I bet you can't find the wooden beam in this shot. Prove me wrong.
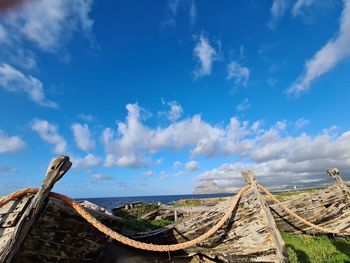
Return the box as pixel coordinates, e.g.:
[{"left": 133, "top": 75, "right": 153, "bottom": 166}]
[
  {"left": 327, "top": 168, "right": 350, "bottom": 199},
  {"left": 0, "top": 155, "right": 72, "bottom": 263},
  {"left": 242, "top": 170, "right": 288, "bottom": 263}
]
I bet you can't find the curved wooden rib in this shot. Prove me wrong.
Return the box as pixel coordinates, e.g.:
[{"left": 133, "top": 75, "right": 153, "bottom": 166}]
[{"left": 269, "top": 168, "right": 350, "bottom": 235}]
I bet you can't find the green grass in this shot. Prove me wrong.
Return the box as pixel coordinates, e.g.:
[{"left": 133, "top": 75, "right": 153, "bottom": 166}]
[
  {"left": 123, "top": 218, "right": 173, "bottom": 232},
  {"left": 113, "top": 203, "right": 172, "bottom": 232},
  {"left": 174, "top": 197, "right": 227, "bottom": 207},
  {"left": 273, "top": 189, "right": 316, "bottom": 200},
  {"left": 174, "top": 199, "right": 201, "bottom": 207},
  {"left": 282, "top": 232, "right": 350, "bottom": 263}
]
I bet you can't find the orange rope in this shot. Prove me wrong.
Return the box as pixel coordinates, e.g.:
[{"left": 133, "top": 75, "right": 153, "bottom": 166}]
[
  {"left": 257, "top": 184, "right": 350, "bottom": 235},
  {"left": 0, "top": 186, "right": 249, "bottom": 252}
]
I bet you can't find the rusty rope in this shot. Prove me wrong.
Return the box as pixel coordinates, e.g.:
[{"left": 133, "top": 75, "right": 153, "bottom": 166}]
[
  {"left": 257, "top": 184, "right": 350, "bottom": 235},
  {"left": 0, "top": 185, "right": 249, "bottom": 252}
]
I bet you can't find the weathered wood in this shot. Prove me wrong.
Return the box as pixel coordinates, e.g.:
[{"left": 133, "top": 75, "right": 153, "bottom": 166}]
[
  {"left": 136, "top": 185, "right": 289, "bottom": 262},
  {"left": 0, "top": 197, "right": 32, "bottom": 228},
  {"left": 0, "top": 155, "right": 72, "bottom": 263},
  {"left": 269, "top": 168, "right": 350, "bottom": 235},
  {"left": 327, "top": 168, "right": 350, "bottom": 199},
  {"left": 12, "top": 198, "right": 124, "bottom": 262},
  {"left": 242, "top": 171, "right": 288, "bottom": 263},
  {"left": 140, "top": 209, "right": 159, "bottom": 220}
]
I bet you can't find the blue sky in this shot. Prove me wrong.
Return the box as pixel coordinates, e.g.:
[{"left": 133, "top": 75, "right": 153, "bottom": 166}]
[{"left": 1, "top": 0, "right": 350, "bottom": 198}]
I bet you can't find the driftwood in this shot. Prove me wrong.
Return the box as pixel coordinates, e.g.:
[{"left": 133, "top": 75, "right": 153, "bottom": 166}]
[
  {"left": 0, "top": 155, "right": 71, "bottom": 263},
  {"left": 269, "top": 168, "right": 350, "bottom": 235}
]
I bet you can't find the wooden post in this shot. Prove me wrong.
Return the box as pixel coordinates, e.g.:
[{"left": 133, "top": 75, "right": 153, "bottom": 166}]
[
  {"left": 0, "top": 155, "right": 72, "bottom": 263},
  {"left": 327, "top": 168, "right": 350, "bottom": 199},
  {"left": 242, "top": 171, "right": 288, "bottom": 263},
  {"left": 174, "top": 210, "right": 178, "bottom": 222}
]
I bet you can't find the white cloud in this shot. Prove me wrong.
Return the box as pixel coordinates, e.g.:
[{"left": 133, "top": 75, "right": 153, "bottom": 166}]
[
  {"left": 0, "top": 24, "right": 8, "bottom": 43},
  {"left": 143, "top": 170, "right": 154, "bottom": 176},
  {"left": 2, "top": 0, "right": 94, "bottom": 52},
  {"left": 295, "top": 117, "right": 310, "bottom": 129},
  {"left": 0, "top": 63, "right": 57, "bottom": 108},
  {"left": 159, "top": 171, "right": 169, "bottom": 180},
  {"left": 163, "top": 0, "right": 197, "bottom": 27},
  {"left": 189, "top": 0, "right": 197, "bottom": 27},
  {"left": 92, "top": 173, "right": 114, "bottom": 181},
  {"left": 173, "top": 161, "right": 182, "bottom": 169},
  {"left": 193, "top": 34, "right": 219, "bottom": 78},
  {"left": 236, "top": 98, "right": 251, "bottom": 112},
  {"left": 292, "top": 0, "right": 317, "bottom": 16},
  {"left": 0, "top": 166, "right": 18, "bottom": 174},
  {"left": 268, "top": 0, "right": 290, "bottom": 29},
  {"left": 158, "top": 100, "right": 183, "bottom": 122},
  {"left": 0, "top": 130, "right": 25, "bottom": 153},
  {"left": 227, "top": 61, "right": 250, "bottom": 86},
  {"left": 72, "top": 153, "right": 102, "bottom": 170},
  {"left": 8, "top": 49, "right": 37, "bottom": 70},
  {"left": 102, "top": 104, "right": 152, "bottom": 168},
  {"left": 197, "top": 126, "right": 350, "bottom": 189},
  {"left": 174, "top": 170, "right": 186, "bottom": 176},
  {"left": 97, "top": 102, "right": 350, "bottom": 190},
  {"left": 31, "top": 119, "right": 67, "bottom": 154},
  {"left": 102, "top": 103, "right": 262, "bottom": 168},
  {"left": 71, "top": 123, "right": 95, "bottom": 151},
  {"left": 288, "top": 0, "right": 350, "bottom": 95},
  {"left": 186, "top": 160, "right": 199, "bottom": 171},
  {"left": 77, "top": 114, "right": 94, "bottom": 122}
]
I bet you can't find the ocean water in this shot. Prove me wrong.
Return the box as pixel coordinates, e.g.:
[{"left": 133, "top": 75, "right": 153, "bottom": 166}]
[{"left": 83, "top": 192, "right": 235, "bottom": 209}]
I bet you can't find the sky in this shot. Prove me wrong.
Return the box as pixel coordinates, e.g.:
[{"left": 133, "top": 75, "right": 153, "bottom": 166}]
[{"left": 1, "top": 0, "right": 350, "bottom": 198}]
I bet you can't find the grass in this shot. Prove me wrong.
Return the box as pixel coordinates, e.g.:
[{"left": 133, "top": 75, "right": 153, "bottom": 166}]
[
  {"left": 113, "top": 203, "right": 172, "bottom": 232},
  {"left": 123, "top": 218, "right": 173, "bottom": 232},
  {"left": 114, "top": 203, "right": 159, "bottom": 218},
  {"left": 272, "top": 189, "right": 317, "bottom": 200},
  {"left": 174, "top": 199, "right": 202, "bottom": 207},
  {"left": 174, "top": 197, "right": 227, "bottom": 207},
  {"left": 281, "top": 232, "right": 350, "bottom": 263}
]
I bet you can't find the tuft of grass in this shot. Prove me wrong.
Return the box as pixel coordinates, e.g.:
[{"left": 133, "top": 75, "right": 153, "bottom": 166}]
[
  {"left": 174, "top": 197, "right": 227, "bottom": 207},
  {"left": 114, "top": 203, "right": 159, "bottom": 219},
  {"left": 113, "top": 203, "right": 172, "bottom": 232},
  {"left": 174, "top": 199, "right": 201, "bottom": 207},
  {"left": 273, "top": 189, "right": 316, "bottom": 200},
  {"left": 123, "top": 218, "right": 173, "bottom": 232},
  {"left": 281, "top": 232, "right": 350, "bottom": 263}
]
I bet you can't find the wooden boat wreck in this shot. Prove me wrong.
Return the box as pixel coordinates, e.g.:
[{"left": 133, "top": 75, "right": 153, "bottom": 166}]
[
  {"left": 0, "top": 155, "right": 349, "bottom": 262},
  {"left": 267, "top": 168, "right": 350, "bottom": 235}
]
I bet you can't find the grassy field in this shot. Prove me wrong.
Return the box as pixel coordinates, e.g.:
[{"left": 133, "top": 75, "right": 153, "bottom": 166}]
[{"left": 282, "top": 232, "right": 350, "bottom": 263}]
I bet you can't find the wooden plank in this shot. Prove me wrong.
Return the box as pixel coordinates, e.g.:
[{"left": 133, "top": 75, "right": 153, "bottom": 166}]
[
  {"left": 242, "top": 171, "right": 288, "bottom": 263},
  {"left": 0, "top": 155, "right": 72, "bottom": 263},
  {"left": 0, "top": 197, "right": 32, "bottom": 228},
  {"left": 0, "top": 196, "right": 31, "bottom": 216}
]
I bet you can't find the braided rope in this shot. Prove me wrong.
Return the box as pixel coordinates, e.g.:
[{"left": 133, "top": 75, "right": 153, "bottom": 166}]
[
  {"left": 0, "top": 185, "right": 249, "bottom": 252},
  {"left": 257, "top": 184, "right": 350, "bottom": 235}
]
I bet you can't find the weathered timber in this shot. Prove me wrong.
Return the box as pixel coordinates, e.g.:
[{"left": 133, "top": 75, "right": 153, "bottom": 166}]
[
  {"left": 242, "top": 171, "right": 288, "bottom": 263},
  {"left": 0, "top": 155, "right": 72, "bottom": 263},
  {"left": 136, "top": 182, "right": 289, "bottom": 262},
  {"left": 12, "top": 197, "right": 125, "bottom": 263},
  {"left": 269, "top": 168, "right": 350, "bottom": 235}
]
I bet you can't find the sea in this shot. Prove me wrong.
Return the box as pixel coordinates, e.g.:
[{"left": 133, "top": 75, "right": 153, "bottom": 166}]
[{"left": 82, "top": 193, "right": 235, "bottom": 209}]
